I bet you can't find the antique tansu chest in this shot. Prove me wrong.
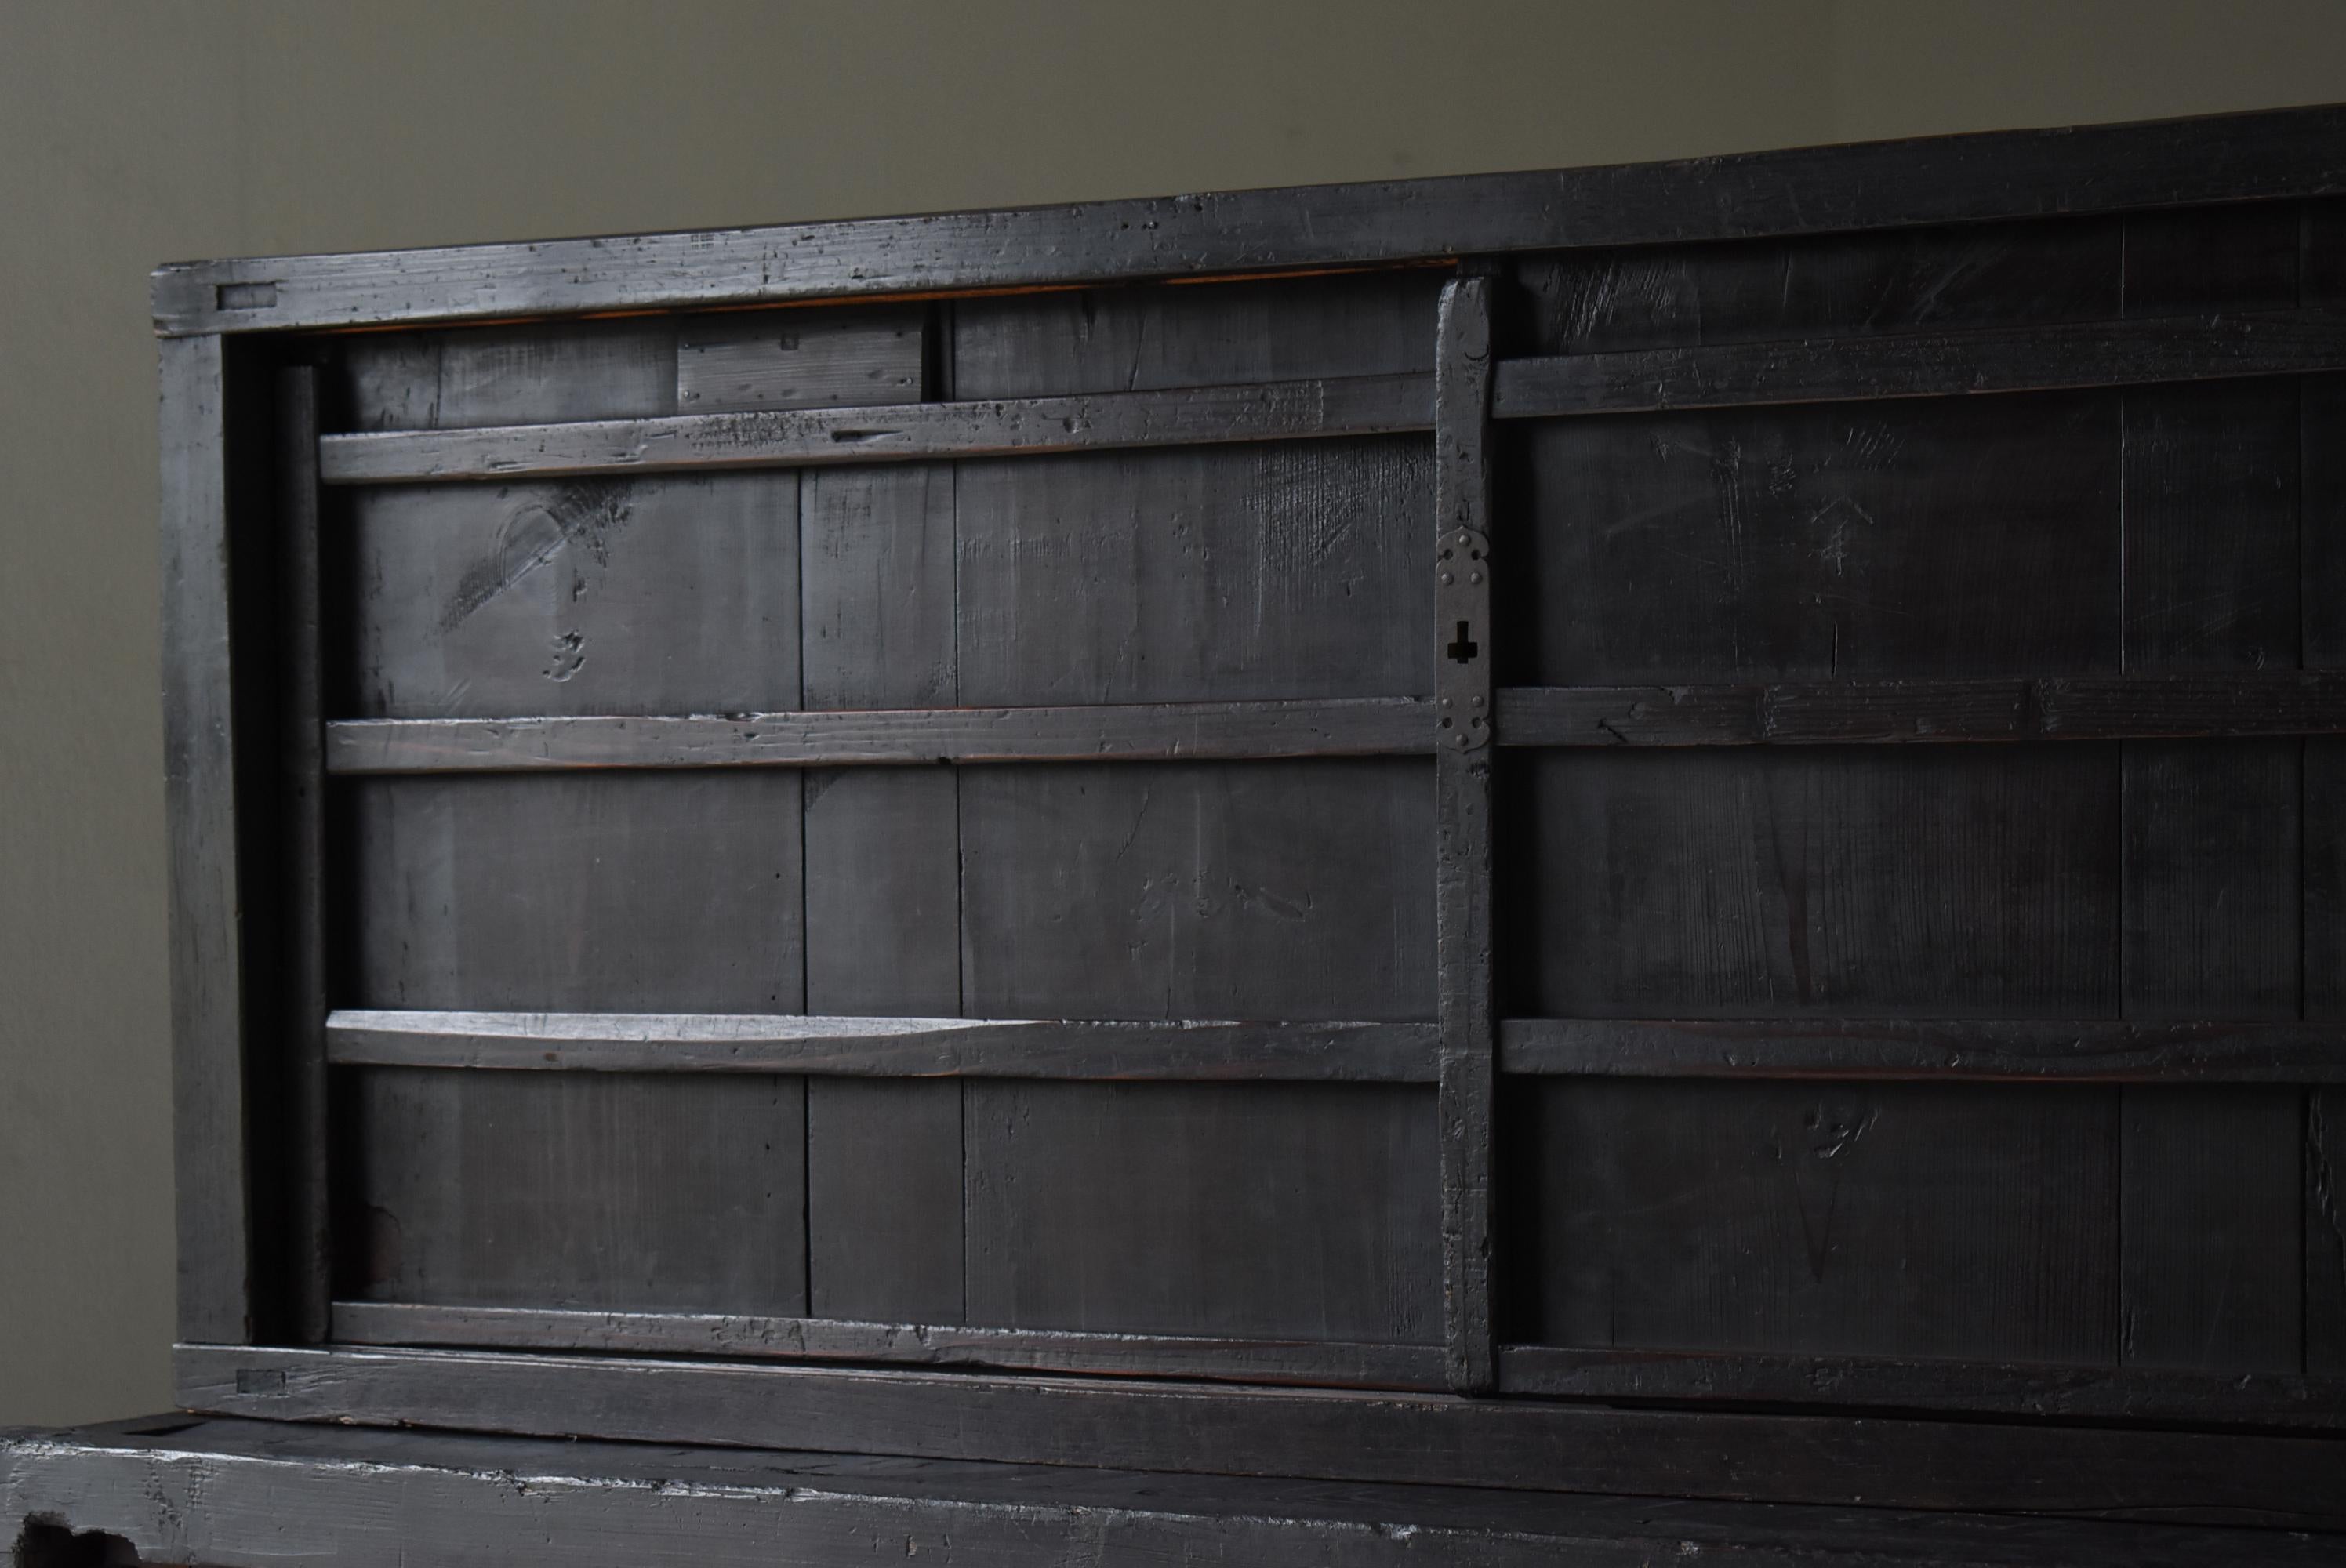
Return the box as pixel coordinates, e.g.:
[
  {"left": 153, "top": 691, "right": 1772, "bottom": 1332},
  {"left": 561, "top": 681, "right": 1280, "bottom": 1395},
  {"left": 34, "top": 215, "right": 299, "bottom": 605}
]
[{"left": 24, "top": 101, "right": 2346, "bottom": 1557}]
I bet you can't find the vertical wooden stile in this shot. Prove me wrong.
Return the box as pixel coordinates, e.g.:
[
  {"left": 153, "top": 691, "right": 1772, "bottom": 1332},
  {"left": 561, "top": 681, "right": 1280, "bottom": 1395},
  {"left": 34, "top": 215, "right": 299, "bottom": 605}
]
[
  {"left": 1435, "top": 275, "right": 1497, "bottom": 1392},
  {"left": 162, "top": 332, "right": 253, "bottom": 1345},
  {"left": 278, "top": 365, "right": 332, "bottom": 1343}
]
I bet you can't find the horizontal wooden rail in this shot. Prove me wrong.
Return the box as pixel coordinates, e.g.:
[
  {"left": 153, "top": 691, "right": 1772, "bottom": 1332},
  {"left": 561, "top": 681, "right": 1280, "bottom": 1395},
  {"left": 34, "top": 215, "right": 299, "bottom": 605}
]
[
  {"left": 1498, "top": 673, "right": 2346, "bottom": 746},
  {"left": 325, "top": 698, "right": 1429, "bottom": 773},
  {"left": 1499, "top": 1018, "right": 2346, "bottom": 1082},
  {"left": 326, "top": 1011, "right": 1441, "bottom": 1082},
  {"left": 1495, "top": 1347, "right": 2346, "bottom": 1429},
  {"left": 154, "top": 105, "right": 2346, "bottom": 335},
  {"left": 317, "top": 373, "right": 1433, "bottom": 484},
  {"left": 331, "top": 1303, "right": 1444, "bottom": 1390},
  {"left": 173, "top": 1342, "right": 2346, "bottom": 1525},
  {"left": 1493, "top": 307, "right": 2346, "bottom": 419}
]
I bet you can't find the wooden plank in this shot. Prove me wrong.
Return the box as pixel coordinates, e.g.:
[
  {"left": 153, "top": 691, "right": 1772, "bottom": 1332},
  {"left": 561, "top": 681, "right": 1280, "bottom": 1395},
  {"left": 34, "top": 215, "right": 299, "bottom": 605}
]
[
  {"left": 797, "top": 453, "right": 966, "bottom": 1327},
  {"left": 1516, "top": 1078, "right": 2119, "bottom": 1363},
  {"left": 23, "top": 1421, "right": 2336, "bottom": 1568},
  {"left": 336, "top": 318, "right": 678, "bottom": 431},
  {"left": 347, "top": 773, "right": 804, "bottom": 1012},
  {"left": 275, "top": 366, "right": 329, "bottom": 1345},
  {"left": 1496, "top": 1347, "right": 2344, "bottom": 1428},
  {"left": 332, "top": 1303, "right": 1443, "bottom": 1389},
  {"left": 1498, "top": 675, "right": 2346, "bottom": 745},
  {"left": 160, "top": 332, "right": 250, "bottom": 1345},
  {"left": 325, "top": 1011, "right": 1440, "bottom": 1081},
  {"left": 342, "top": 1069, "right": 805, "bottom": 1316},
  {"left": 2122, "top": 745, "right": 2301, "bottom": 1019},
  {"left": 1498, "top": 1017, "right": 2346, "bottom": 1081},
  {"left": 153, "top": 102, "right": 2346, "bottom": 332},
  {"left": 343, "top": 474, "right": 803, "bottom": 719},
  {"left": 325, "top": 698, "right": 1432, "bottom": 773},
  {"left": 957, "top": 761, "right": 1434, "bottom": 1021},
  {"left": 952, "top": 269, "right": 1439, "bottom": 398},
  {"left": 1513, "top": 394, "right": 2119, "bottom": 687},
  {"left": 315, "top": 374, "right": 1436, "bottom": 484},
  {"left": 677, "top": 305, "right": 924, "bottom": 412},
  {"left": 2315, "top": 1087, "right": 2346, "bottom": 1376},
  {"left": 953, "top": 441, "right": 1433, "bottom": 706},
  {"left": 1493, "top": 307, "right": 2346, "bottom": 419},
  {"left": 1506, "top": 747, "right": 2120, "bottom": 1018},
  {"left": 962, "top": 1083, "right": 1440, "bottom": 1346},
  {"left": 171, "top": 1342, "right": 2346, "bottom": 1527},
  {"left": 1513, "top": 216, "right": 2119, "bottom": 356},
  {"left": 1434, "top": 276, "right": 1496, "bottom": 1393},
  {"left": 2311, "top": 743, "right": 2346, "bottom": 1372}
]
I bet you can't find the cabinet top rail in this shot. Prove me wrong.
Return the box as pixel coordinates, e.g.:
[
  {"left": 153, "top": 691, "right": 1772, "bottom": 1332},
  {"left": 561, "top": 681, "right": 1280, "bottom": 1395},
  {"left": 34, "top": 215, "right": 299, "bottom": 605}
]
[{"left": 154, "top": 103, "right": 2346, "bottom": 336}]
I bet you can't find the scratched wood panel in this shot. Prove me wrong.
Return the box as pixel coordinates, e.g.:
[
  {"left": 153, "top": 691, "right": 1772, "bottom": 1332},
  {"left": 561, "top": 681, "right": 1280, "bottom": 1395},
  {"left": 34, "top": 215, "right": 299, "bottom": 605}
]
[
  {"left": 1509, "top": 216, "right": 2119, "bottom": 357},
  {"left": 344, "top": 772, "right": 804, "bottom": 1013},
  {"left": 340, "top": 1068, "right": 805, "bottom": 1316},
  {"left": 959, "top": 760, "right": 1434, "bottom": 1021},
  {"left": 2116, "top": 204, "right": 2307, "bottom": 1375},
  {"left": 1510, "top": 1078, "right": 2119, "bottom": 1362},
  {"left": 951, "top": 270, "right": 1440, "bottom": 399},
  {"left": 1504, "top": 746, "right": 2119, "bottom": 1018},
  {"left": 333, "top": 318, "right": 679, "bottom": 431},
  {"left": 677, "top": 306, "right": 924, "bottom": 412},
  {"left": 1505, "top": 393, "right": 2120, "bottom": 687},
  {"left": 954, "top": 440, "right": 1433, "bottom": 705},
  {"left": 796, "top": 443, "right": 967, "bottom": 1326},
  {"left": 340, "top": 474, "right": 801, "bottom": 718},
  {"left": 964, "top": 1081, "right": 1440, "bottom": 1342}
]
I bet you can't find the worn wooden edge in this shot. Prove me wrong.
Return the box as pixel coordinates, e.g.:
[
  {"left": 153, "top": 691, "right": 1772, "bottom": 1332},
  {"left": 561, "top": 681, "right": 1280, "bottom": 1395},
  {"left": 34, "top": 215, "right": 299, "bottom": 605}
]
[
  {"left": 160, "top": 333, "right": 251, "bottom": 1346},
  {"left": 328, "top": 1304, "right": 1445, "bottom": 1390},
  {"left": 1495, "top": 674, "right": 2346, "bottom": 746},
  {"left": 152, "top": 103, "right": 2346, "bottom": 335},
  {"left": 318, "top": 373, "right": 1433, "bottom": 482},
  {"left": 1434, "top": 277, "right": 1498, "bottom": 1396},
  {"left": 169, "top": 1344, "right": 2346, "bottom": 1528},
  {"left": 1495, "top": 1348, "right": 2346, "bottom": 1430},
  {"left": 18, "top": 1419, "right": 2335, "bottom": 1568},
  {"left": 325, "top": 1010, "right": 1441, "bottom": 1082},
  {"left": 276, "top": 366, "right": 330, "bottom": 1347},
  {"left": 1498, "top": 1018, "right": 2346, "bottom": 1082},
  {"left": 1493, "top": 306, "right": 2346, "bottom": 418},
  {"left": 323, "top": 698, "right": 1433, "bottom": 772}
]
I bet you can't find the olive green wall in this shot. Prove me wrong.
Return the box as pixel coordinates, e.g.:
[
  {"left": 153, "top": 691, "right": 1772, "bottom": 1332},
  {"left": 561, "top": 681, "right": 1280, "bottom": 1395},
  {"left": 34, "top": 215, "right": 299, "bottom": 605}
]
[{"left": 2, "top": 0, "right": 2341, "bottom": 1426}]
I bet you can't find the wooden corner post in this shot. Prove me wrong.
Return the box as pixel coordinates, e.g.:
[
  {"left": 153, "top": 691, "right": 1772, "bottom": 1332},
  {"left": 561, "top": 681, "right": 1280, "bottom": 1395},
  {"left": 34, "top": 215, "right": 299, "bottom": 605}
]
[{"left": 1436, "top": 274, "right": 1496, "bottom": 1392}]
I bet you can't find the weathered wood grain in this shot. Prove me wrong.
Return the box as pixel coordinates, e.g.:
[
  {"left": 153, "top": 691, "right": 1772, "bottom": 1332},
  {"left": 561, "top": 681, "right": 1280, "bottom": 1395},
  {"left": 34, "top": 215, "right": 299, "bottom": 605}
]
[
  {"left": 1504, "top": 747, "right": 2120, "bottom": 1017},
  {"left": 325, "top": 698, "right": 1433, "bottom": 772},
  {"left": 336, "top": 318, "right": 678, "bottom": 431},
  {"left": 1494, "top": 307, "right": 2346, "bottom": 418},
  {"left": 325, "top": 1010, "right": 1440, "bottom": 1081},
  {"left": 953, "top": 441, "right": 1433, "bottom": 706},
  {"left": 20, "top": 1418, "right": 2335, "bottom": 1568},
  {"left": 1516, "top": 1078, "right": 2119, "bottom": 1363},
  {"left": 329, "top": 1303, "right": 1443, "bottom": 1388},
  {"left": 316, "top": 374, "right": 1434, "bottom": 483},
  {"left": 346, "top": 773, "right": 804, "bottom": 1012},
  {"left": 160, "top": 332, "right": 250, "bottom": 1345},
  {"left": 677, "top": 305, "right": 924, "bottom": 412},
  {"left": 343, "top": 474, "right": 803, "bottom": 719},
  {"left": 1512, "top": 216, "right": 2119, "bottom": 356},
  {"left": 1495, "top": 1347, "right": 2344, "bottom": 1428},
  {"left": 1498, "top": 674, "right": 2346, "bottom": 745},
  {"left": 1497, "top": 1018, "right": 2346, "bottom": 1081},
  {"left": 169, "top": 1342, "right": 2346, "bottom": 1526},
  {"left": 1434, "top": 277, "right": 1497, "bottom": 1394},
  {"left": 341, "top": 1069, "right": 806, "bottom": 1316},
  {"left": 964, "top": 1082, "right": 1441, "bottom": 1345},
  {"left": 807, "top": 1077, "right": 964, "bottom": 1323},
  {"left": 1510, "top": 394, "right": 2119, "bottom": 686},
  {"left": 957, "top": 761, "right": 1434, "bottom": 1020},
  {"left": 153, "top": 103, "right": 2346, "bottom": 334}
]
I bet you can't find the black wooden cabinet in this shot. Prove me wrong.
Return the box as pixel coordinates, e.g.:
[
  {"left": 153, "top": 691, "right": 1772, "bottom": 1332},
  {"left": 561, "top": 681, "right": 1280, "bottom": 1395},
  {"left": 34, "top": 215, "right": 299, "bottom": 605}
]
[{"left": 91, "top": 103, "right": 2346, "bottom": 1557}]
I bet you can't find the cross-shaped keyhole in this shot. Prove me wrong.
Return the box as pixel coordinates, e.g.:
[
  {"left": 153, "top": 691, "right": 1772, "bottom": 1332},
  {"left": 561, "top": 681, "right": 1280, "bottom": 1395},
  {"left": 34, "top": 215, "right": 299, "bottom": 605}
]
[{"left": 1447, "top": 619, "right": 1479, "bottom": 664}]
